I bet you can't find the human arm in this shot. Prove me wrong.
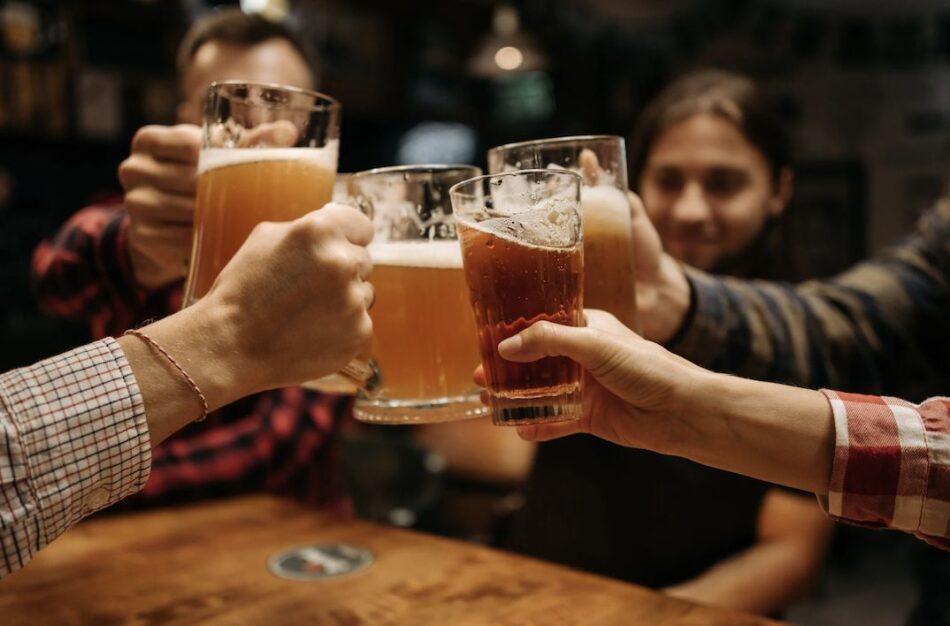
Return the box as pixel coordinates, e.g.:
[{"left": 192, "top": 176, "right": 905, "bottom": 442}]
[
  {"left": 502, "top": 310, "right": 950, "bottom": 549},
  {"left": 634, "top": 195, "right": 950, "bottom": 392},
  {"left": 664, "top": 490, "right": 833, "bottom": 615},
  {"left": 2, "top": 203, "right": 374, "bottom": 575}
]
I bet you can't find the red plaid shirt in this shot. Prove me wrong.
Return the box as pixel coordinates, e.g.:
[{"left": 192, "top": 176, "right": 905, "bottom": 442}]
[
  {"left": 31, "top": 203, "right": 350, "bottom": 511},
  {"left": 821, "top": 390, "right": 950, "bottom": 549}
]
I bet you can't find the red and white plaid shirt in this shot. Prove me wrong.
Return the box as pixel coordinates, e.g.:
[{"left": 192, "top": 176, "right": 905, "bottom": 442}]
[
  {"left": 0, "top": 338, "right": 150, "bottom": 577},
  {"left": 820, "top": 390, "right": 950, "bottom": 550}
]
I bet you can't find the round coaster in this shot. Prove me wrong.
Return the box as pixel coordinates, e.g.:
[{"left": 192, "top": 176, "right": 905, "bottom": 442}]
[{"left": 267, "top": 543, "right": 374, "bottom": 581}]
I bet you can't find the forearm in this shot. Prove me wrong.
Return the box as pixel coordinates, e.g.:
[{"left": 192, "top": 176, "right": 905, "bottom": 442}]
[
  {"left": 664, "top": 538, "right": 819, "bottom": 615},
  {"left": 118, "top": 300, "right": 254, "bottom": 445},
  {"left": 667, "top": 223, "right": 948, "bottom": 395},
  {"left": 672, "top": 373, "right": 835, "bottom": 494}
]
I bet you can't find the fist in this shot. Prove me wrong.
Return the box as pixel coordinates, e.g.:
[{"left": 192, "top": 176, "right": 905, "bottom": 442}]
[
  {"left": 118, "top": 124, "right": 202, "bottom": 290},
  {"left": 204, "top": 203, "right": 376, "bottom": 390}
]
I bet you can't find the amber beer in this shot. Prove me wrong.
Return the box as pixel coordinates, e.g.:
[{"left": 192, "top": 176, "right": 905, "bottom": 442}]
[
  {"left": 362, "top": 241, "right": 482, "bottom": 417},
  {"left": 458, "top": 222, "right": 583, "bottom": 424},
  {"left": 452, "top": 169, "right": 585, "bottom": 426},
  {"left": 183, "top": 146, "right": 337, "bottom": 305},
  {"left": 488, "top": 136, "right": 640, "bottom": 331}
]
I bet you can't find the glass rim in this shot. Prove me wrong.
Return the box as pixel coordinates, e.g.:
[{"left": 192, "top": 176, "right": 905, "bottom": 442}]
[
  {"left": 351, "top": 164, "right": 481, "bottom": 181},
  {"left": 449, "top": 168, "right": 582, "bottom": 200},
  {"left": 208, "top": 80, "right": 341, "bottom": 113},
  {"left": 488, "top": 134, "right": 624, "bottom": 156}
]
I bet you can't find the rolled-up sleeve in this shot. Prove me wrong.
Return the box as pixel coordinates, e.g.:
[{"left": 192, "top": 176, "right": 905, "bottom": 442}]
[
  {"left": 0, "top": 338, "right": 151, "bottom": 576},
  {"left": 819, "top": 390, "right": 950, "bottom": 550}
]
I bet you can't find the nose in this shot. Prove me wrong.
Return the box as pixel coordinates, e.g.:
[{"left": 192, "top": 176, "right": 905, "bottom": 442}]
[{"left": 670, "top": 182, "right": 712, "bottom": 224}]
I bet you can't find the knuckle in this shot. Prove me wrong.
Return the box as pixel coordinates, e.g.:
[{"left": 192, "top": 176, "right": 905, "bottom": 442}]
[
  {"left": 117, "top": 157, "right": 140, "bottom": 186},
  {"left": 124, "top": 188, "right": 152, "bottom": 212},
  {"left": 131, "top": 125, "right": 160, "bottom": 151},
  {"left": 289, "top": 215, "right": 321, "bottom": 239},
  {"left": 356, "top": 312, "right": 373, "bottom": 341},
  {"left": 532, "top": 320, "right": 558, "bottom": 343},
  {"left": 250, "top": 220, "right": 280, "bottom": 239}
]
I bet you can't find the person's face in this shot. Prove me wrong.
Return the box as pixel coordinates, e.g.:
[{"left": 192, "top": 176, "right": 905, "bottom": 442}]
[
  {"left": 177, "top": 37, "right": 313, "bottom": 125},
  {"left": 639, "top": 113, "right": 791, "bottom": 271}
]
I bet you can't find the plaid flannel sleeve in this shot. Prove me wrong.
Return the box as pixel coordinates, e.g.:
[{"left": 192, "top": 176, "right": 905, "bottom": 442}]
[
  {"left": 32, "top": 204, "right": 148, "bottom": 338},
  {"left": 0, "top": 338, "right": 151, "bottom": 577},
  {"left": 668, "top": 200, "right": 950, "bottom": 395},
  {"left": 819, "top": 390, "right": 950, "bottom": 549}
]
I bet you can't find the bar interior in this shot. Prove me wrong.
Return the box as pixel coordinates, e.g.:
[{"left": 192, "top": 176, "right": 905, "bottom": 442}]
[{"left": 2, "top": 1, "right": 948, "bottom": 624}]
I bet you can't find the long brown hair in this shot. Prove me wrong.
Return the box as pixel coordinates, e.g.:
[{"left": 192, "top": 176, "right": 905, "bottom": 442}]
[{"left": 630, "top": 69, "right": 801, "bottom": 281}]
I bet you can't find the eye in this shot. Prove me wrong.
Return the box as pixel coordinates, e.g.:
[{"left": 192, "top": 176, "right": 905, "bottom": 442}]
[
  {"left": 704, "top": 170, "right": 747, "bottom": 197},
  {"left": 650, "top": 170, "right": 683, "bottom": 194}
]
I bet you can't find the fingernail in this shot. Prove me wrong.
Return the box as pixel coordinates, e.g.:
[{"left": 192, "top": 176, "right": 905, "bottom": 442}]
[{"left": 498, "top": 334, "right": 523, "bottom": 355}]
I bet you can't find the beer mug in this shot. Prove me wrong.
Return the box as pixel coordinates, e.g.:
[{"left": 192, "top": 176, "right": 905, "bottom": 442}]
[
  {"left": 450, "top": 170, "right": 584, "bottom": 426},
  {"left": 488, "top": 136, "right": 640, "bottom": 332},
  {"left": 184, "top": 81, "right": 371, "bottom": 389},
  {"left": 349, "top": 165, "right": 488, "bottom": 423}
]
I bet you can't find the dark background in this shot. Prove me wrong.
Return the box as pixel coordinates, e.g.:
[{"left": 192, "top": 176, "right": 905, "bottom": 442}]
[
  {"left": 2, "top": 2, "right": 948, "bottom": 622},
  {"left": 11, "top": 0, "right": 950, "bottom": 372}
]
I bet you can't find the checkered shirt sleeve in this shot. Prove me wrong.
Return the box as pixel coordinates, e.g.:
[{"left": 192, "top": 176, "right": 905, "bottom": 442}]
[
  {"left": 0, "top": 338, "right": 151, "bottom": 577},
  {"left": 820, "top": 390, "right": 950, "bottom": 549}
]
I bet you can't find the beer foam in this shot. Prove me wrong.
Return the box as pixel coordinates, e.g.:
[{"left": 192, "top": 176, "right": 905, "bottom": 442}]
[
  {"left": 369, "top": 240, "right": 463, "bottom": 269},
  {"left": 464, "top": 197, "right": 581, "bottom": 250},
  {"left": 581, "top": 185, "right": 628, "bottom": 213},
  {"left": 198, "top": 140, "right": 339, "bottom": 175}
]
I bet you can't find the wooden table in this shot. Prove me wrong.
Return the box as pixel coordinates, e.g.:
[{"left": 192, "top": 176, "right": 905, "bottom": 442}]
[{"left": 1, "top": 496, "right": 783, "bottom": 625}]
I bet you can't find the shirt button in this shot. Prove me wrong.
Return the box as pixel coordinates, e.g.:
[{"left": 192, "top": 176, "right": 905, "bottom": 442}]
[{"left": 85, "top": 487, "right": 110, "bottom": 511}]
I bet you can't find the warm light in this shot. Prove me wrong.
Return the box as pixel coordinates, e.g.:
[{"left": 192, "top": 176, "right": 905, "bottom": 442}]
[{"left": 494, "top": 46, "right": 524, "bottom": 71}]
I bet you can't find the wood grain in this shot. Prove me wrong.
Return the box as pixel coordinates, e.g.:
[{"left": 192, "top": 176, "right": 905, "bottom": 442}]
[{"left": 0, "top": 496, "right": 784, "bottom": 625}]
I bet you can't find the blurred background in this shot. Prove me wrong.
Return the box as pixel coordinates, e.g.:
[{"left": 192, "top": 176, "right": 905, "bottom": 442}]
[{"left": 2, "top": 0, "right": 948, "bottom": 623}]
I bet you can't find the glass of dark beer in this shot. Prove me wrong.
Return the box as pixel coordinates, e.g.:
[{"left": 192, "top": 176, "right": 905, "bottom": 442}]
[{"left": 449, "top": 169, "right": 584, "bottom": 426}]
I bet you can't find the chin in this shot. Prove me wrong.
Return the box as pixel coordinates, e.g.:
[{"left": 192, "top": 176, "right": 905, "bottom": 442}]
[{"left": 671, "top": 245, "right": 719, "bottom": 271}]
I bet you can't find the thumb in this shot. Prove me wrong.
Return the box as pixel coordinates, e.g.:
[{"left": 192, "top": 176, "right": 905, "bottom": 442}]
[
  {"left": 498, "top": 321, "right": 611, "bottom": 373},
  {"left": 516, "top": 420, "right": 585, "bottom": 442}
]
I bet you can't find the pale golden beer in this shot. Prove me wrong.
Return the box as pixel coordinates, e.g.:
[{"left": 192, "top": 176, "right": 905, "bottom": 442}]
[
  {"left": 184, "top": 147, "right": 338, "bottom": 305},
  {"left": 181, "top": 82, "right": 365, "bottom": 391},
  {"left": 488, "top": 135, "right": 640, "bottom": 331},
  {"left": 350, "top": 165, "right": 486, "bottom": 423},
  {"left": 367, "top": 241, "right": 481, "bottom": 405},
  {"left": 579, "top": 184, "right": 639, "bottom": 331}
]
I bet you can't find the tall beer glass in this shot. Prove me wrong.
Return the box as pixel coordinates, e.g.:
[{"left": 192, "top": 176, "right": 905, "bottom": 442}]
[
  {"left": 350, "top": 165, "right": 487, "bottom": 423},
  {"left": 184, "top": 81, "right": 341, "bottom": 304},
  {"left": 183, "top": 82, "right": 370, "bottom": 389},
  {"left": 488, "top": 136, "right": 640, "bottom": 331},
  {"left": 450, "top": 170, "right": 584, "bottom": 426}
]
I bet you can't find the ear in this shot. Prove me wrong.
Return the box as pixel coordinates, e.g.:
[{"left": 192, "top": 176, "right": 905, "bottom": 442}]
[{"left": 769, "top": 167, "right": 794, "bottom": 217}]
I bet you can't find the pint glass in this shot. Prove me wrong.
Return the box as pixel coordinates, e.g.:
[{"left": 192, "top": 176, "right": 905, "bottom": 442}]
[
  {"left": 488, "top": 136, "right": 640, "bottom": 331},
  {"left": 183, "top": 82, "right": 371, "bottom": 389},
  {"left": 450, "top": 170, "right": 584, "bottom": 426},
  {"left": 349, "top": 165, "right": 487, "bottom": 423},
  {"left": 184, "top": 81, "right": 341, "bottom": 305}
]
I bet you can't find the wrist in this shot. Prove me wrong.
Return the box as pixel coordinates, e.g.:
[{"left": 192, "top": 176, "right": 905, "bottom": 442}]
[
  {"left": 644, "top": 254, "right": 691, "bottom": 344},
  {"left": 670, "top": 372, "right": 835, "bottom": 493},
  {"left": 660, "top": 367, "right": 724, "bottom": 458},
  {"left": 141, "top": 300, "right": 260, "bottom": 411}
]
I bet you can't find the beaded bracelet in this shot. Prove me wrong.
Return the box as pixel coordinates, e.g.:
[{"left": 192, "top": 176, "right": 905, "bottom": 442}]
[{"left": 124, "top": 329, "right": 209, "bottom": 422}]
